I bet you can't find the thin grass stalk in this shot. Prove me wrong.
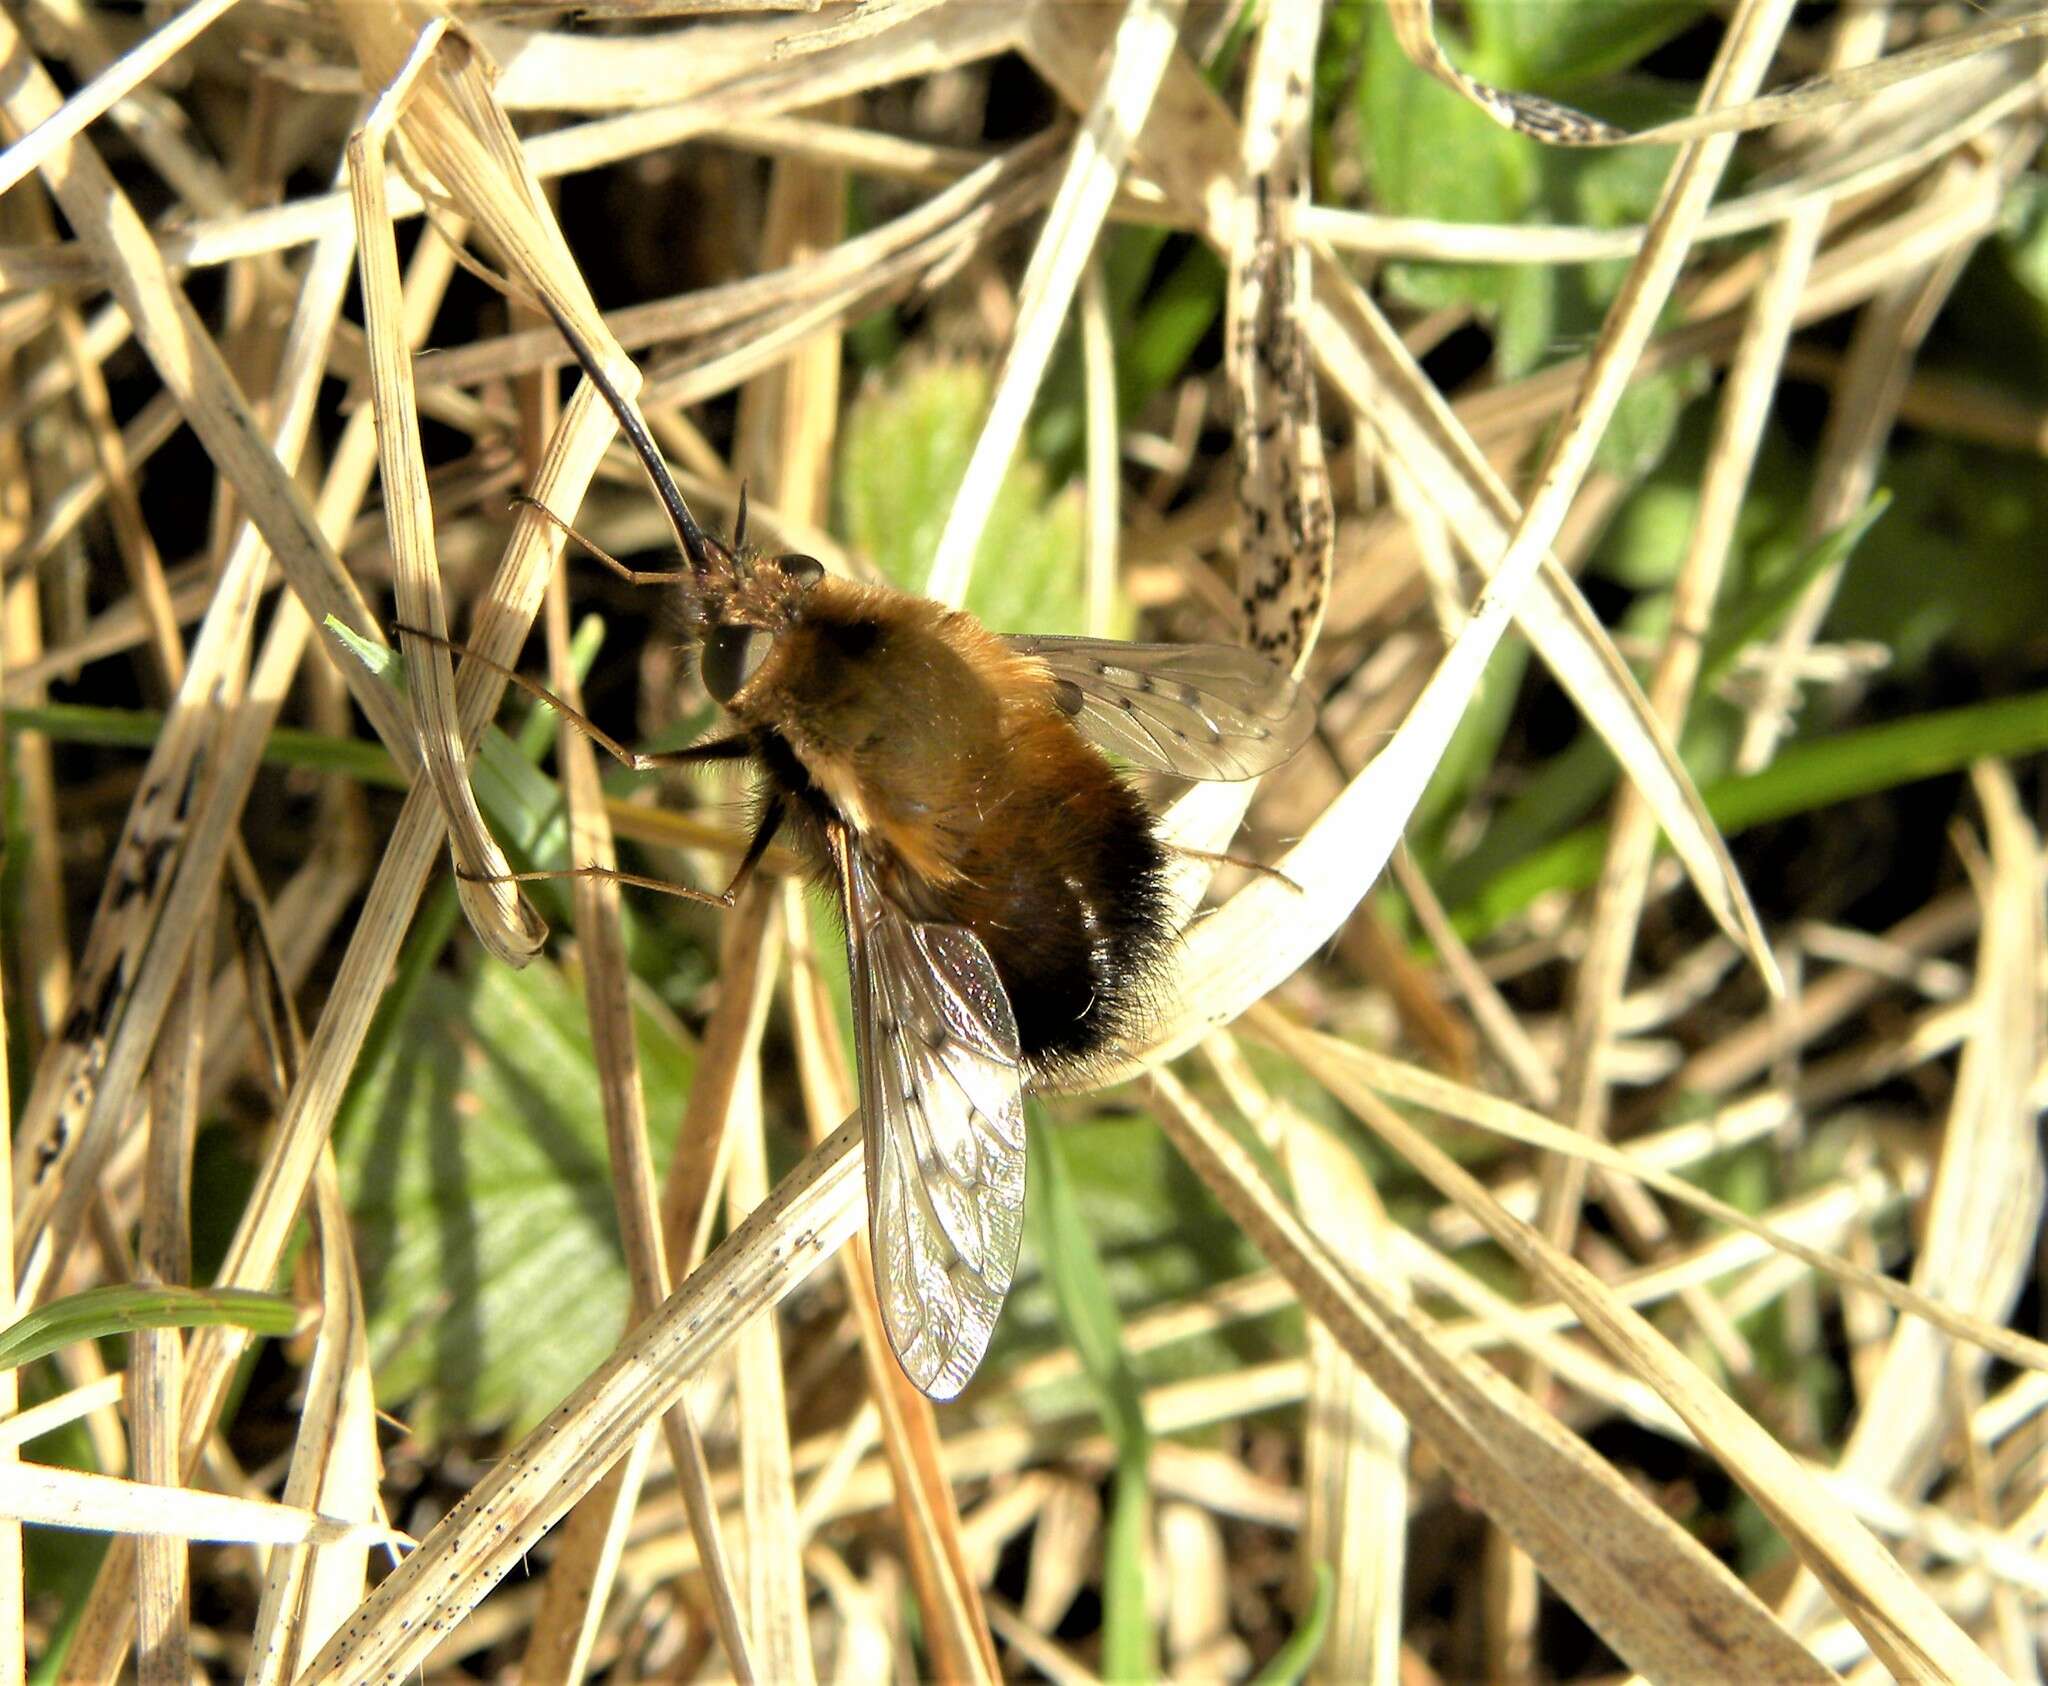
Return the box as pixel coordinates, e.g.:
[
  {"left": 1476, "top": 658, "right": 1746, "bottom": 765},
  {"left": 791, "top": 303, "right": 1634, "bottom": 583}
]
[
  {"left": 132, "top": 914, "right": 206, "bottom": 1686},
  {"left": 345, "top": 19, "right": 544, "bottom": 967},
  {"left": 47, "top": 302, "right": 184, "bottom": 693},
  {"left": 727, "top": 1049, "right": 816, "bottom": 1686}
]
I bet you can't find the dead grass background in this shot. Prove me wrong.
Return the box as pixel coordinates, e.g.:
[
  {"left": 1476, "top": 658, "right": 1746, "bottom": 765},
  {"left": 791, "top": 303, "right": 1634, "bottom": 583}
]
[{"left": 0, "top": 0, "right": 2044, "bottom": 1680}]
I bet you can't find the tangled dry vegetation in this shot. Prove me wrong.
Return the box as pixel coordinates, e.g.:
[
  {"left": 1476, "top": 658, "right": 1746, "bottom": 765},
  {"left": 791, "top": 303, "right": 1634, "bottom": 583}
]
[{"left": 0, "top": 0, "right": 2045, "bottom": 1680}]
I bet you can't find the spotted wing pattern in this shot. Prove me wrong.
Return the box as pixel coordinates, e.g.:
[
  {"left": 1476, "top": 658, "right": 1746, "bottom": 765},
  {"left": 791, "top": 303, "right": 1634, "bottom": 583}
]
[
  {"left": 836, "top": 837, "right": 1027, "bottom": 1401},
  {"left": 1008, "top": 635, "right": 1315, "bottom": 781}
]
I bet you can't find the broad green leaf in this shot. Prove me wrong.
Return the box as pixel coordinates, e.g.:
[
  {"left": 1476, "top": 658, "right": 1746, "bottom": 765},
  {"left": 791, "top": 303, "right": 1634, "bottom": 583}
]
[
  {"left": 1361, "top": 8, "right": 1543, "bottom": 355},
  {"left": 1590, "top": 409, "right": 1807, "bottom": 593},
  {"left": 335, "top": 953, "right": 695, "bottom": 1443},
  {"left": 0, "top": 1285, "right": 301, "bottom": 1372},
  {"left": 1592, "top": 358, "right": 1710, "bottom": 480},
  {"left": 1997, "top": 174, "right": 2048, "bottom": 332},
  {"left": 836, "top": 359, "right": 1091, "bottom": 635},
  {"left": 1824, "top": 441, "right": 2048, "bottom": 672},
  {"left": 1470, "top": 0, "right": 1710, "bottom": 88}
]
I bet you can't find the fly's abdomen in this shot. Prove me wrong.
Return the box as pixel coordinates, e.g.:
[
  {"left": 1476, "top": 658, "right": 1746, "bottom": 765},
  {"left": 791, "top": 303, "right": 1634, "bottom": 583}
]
[{"left": 964, "top": 762, "right": 1171, "bottom": 1074}]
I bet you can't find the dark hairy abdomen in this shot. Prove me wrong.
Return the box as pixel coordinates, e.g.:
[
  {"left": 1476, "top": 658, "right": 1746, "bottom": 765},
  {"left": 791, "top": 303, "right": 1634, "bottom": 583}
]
[
  {"left": 964, "top": 764, "right": 1170, "bottom": 1073},
  {"left": 752, "top": 725, "right": 1171, "bottom": 1073}
]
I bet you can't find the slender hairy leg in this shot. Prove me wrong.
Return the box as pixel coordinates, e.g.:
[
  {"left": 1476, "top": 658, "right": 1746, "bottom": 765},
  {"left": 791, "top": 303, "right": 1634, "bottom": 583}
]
[
  {"left": 389, "top": 622, "right": 750, "bottom": 771},
  {"left": 455, "top": 795, "right": 787, "bottom": 908},
  {"left": 511, "top": 493, "right": 699, "bottom": 588},
  {"left": 1163, "top": 841, "right": 1302, "bottom": 892}
]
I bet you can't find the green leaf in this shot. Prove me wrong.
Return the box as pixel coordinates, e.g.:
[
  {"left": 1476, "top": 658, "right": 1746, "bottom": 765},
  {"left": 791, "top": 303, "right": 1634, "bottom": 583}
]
[
  {"left": 1998, "top": 173, "right": 2048, "bottom": 323},
  {"left": 1590, "top": 408, "right": 1806, "bottom": 593},
  {"left": 1031, "top": 1116, "right": 1154, "bottom": 1682},
  {"left": 1362, "top": 9, "right": 1545, "bottom": 354},
  {"left": 334, "top": 953, "right": 696, "bottom": 1443},
  {"left": 1823, "top": 441, "right": 2048, "bottom": 672},
  {"left": 1470, "top": 0, "right": 1709, "bottom": 88},
  {"left": 1592, "top": 357, "right": 1709, "bottom": 479},
  {"left": 0, "top": 1285, "right": 300, "bottom": 1372},
  {"left": 1250, "top": 1563, "right": 1333, "bottom": 1686},
  {"left": 836, "top": 359, "right": 1092, "bottom": 635}
]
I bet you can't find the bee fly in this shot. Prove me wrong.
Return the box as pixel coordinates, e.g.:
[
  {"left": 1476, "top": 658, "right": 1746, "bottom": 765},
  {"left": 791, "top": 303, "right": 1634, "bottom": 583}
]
[{"left": 430, "top": 303, "right": 1315, "bottom": 1400}]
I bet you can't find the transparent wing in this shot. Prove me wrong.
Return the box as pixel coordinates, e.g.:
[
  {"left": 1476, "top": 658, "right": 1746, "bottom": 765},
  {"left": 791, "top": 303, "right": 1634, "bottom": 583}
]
[
  {"left": 835, "top": 837, "right": 1026, "bottom": 1401},
  {"left": 1008, "top": 634, "right": 1315, "bottom": 781}
]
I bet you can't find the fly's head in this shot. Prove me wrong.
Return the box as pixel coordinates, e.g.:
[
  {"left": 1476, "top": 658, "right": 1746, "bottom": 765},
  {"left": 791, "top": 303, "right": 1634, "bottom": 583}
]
[{"left": 683, "top": 521, "right": 826, "bottom": 706}]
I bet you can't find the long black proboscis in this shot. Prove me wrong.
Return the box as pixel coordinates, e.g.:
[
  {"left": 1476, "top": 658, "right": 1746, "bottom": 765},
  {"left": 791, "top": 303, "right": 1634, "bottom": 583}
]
[{"left": 537, "top": 294, "right": 714, "bottom": 575}]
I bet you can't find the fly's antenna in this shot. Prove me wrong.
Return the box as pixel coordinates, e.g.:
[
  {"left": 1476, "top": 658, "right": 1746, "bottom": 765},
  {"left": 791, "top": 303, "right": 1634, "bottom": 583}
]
[{"left": 537, "top": 295, "right": 715, "bottom": 576}]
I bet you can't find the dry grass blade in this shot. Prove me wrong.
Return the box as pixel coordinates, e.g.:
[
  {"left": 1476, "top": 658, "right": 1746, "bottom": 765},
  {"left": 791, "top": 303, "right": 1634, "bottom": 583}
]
[
  {"left": 1776, "top": 761, "right": 2046, "bottom": 1643},
  {"left": 244, "top": 1161, "right": 375, "bottom": 1685},
  {"left": 132, "top": 919, "right": 205, "bottom": 1686},
  {"left": 925, "top": 0, "right": 1184, "bottom": 607},
  {"left": 346, "top": 22, "right": 545, "bottom": 967},
  {"left": 0, "top": 1464, "right": 398, "bottom": 1552},
  {"left": 294, "top": 1120, "right": 866, "bottom": 1684},
  {"left": 1227, "top": 0, "right": 1331, "bottom": 670},
  {"left": 728, "top": 1059, "right": 816, "bottom": 1686},
  {"left": 1146, "top": 1068, "right": 1835, "bottom": 1682},
  {"left": 0, "top": 0, "right": 247, "bottom": 202},
  {"left": 1385, "top": 0, "right": 2048, "bottom": 147},
  {"left": 1289, "top": 1046, "right": 2006, "bottom": 1683},
  {"left": 1264, "top": 1016, "right": 2048, "bottom": 1376},
  {"left": 1274, "top": 1088, "right": 1406, "bottom": 1684}
]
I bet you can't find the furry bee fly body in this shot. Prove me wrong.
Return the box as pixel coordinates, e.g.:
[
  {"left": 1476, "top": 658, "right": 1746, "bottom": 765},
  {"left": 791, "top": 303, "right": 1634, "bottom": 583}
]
[
  {"left": 525, "top": 300, "right": 1314, "bottom": 1398},
  {"left": 718, "top": 574, "right": 1172, "bottom": 1073}
]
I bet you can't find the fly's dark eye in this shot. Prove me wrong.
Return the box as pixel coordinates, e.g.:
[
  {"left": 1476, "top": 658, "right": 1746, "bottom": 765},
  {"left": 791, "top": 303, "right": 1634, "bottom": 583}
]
[
  {"left": 777, "top": 553, "right": 824, "bottom": 588},
  {"left": 702, "top": 625, "right": 769, "bottom": 704}
]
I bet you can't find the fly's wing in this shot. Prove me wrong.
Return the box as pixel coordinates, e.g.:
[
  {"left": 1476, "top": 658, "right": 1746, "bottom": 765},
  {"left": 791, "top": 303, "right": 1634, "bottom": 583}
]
[
  {"left": 1008, "top": 634, "right": 1315, "bottom": 781},
  {"left": 833, "top": 834, "right": 1026, "bottom": 1401}
]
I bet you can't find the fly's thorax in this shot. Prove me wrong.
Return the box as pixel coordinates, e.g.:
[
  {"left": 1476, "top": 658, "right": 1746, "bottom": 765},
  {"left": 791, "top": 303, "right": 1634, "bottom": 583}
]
[{"left": 730, "top": 582, "right": 1015, "bottom": 759}]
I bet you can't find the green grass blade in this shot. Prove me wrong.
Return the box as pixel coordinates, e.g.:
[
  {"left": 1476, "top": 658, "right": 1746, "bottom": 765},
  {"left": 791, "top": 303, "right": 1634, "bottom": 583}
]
[
  {"left": 0, "top": 1285, "right": 301, "bottom": 1372},
  {"left": 1031, "top": 1115, "right": 1155, "bottom": 1682},
  {"left": 1453, "top": 688, "right": 2048, "bottom": 938},
  {"left": 1249, "top": 1562, "right": 1333, "bottom": 1686}
]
